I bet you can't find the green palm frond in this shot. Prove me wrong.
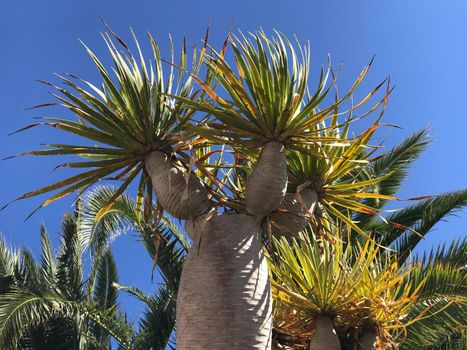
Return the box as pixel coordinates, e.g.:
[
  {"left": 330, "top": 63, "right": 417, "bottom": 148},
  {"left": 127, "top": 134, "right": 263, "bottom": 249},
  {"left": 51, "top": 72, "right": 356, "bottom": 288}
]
[
  {"left": 80, "top": 186, "right": 140, "bottom": 256},
  {"left": 91, "top": 250, "right": 120, "bottom": 345},
  {"left": 0, "top": 288, "right": 79, "bottom": 350},
  {"left": 93, "top": 250, "right": 119, "bottom": 311},
  {"left": 0, "top": 287, "right": 133, "bottom": 350},
  {"left": 56, "top": 213, "right": 84, "bottom": 300},
  {"left": 0, "top": 238, "right": 18, "bottom": 279},
  {"left": 84, "top": 304, "right": 135, "bottom": 349},
  {"left": 435, "top": 331, "right": 467, "bottom": 350},
  {"left": 412, "top": 262, "right": 466, "bottom": 300},
  {"left": 19, "top": 315, "right": 82, "bottom": 350},
  {"left": 4, "top": 30, "right": 204, "bottom": 218},
  {"left": 17, "top": 248, "right": 42, "bottom": 290},
  {"left": 0, "top": 239, "right": 18, "bottom": 294},
  {"left": 419, "top": 236, "right": 467, "bottom": 268},
  {"left": 370, "top": 189, "right": 467, "bottom": 260},
  {"left": 80, "top": 186, "right": 189, "bottom": 253},
  {"left": 116, "top": 283, "right": 176, "bottom": 350},
  {"left": 369, "top": 130, "right": 430, "bottom": 193},
  {"left": 39, "top": 224, "right": 57, "bottom": 288},
  {"left": 392, "top": 238, "right": 467, "bottom": 349},
  {"left": 399, "top": 300, "right": 466, "bottom": 350},
  {"left": 354, "top": 129, "right": 431, "bottom": 228},
  {"left": 80, "top": 186, "right": 187, "bottom": 288}
]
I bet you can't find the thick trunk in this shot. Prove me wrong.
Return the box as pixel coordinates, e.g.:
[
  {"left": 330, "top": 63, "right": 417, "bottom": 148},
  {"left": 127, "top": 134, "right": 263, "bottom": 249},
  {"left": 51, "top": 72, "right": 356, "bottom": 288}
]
[
  {"left": 269, "top": 188, "right": 318, "bottom": 237},
  {"left": 145, "top": 151, "right": 212, "bottom": 220},
  {"left": 176, "top": 213, "right": 272, "bottom": 349},
  {"left": 358, "top": 330, "right": 377, "bottom": 350},
  {"left": 246, "top": 141, "right": 288, "bottom": 218},
  {"left": 309, "top": 316, "right": 341, "bottom": 350}
]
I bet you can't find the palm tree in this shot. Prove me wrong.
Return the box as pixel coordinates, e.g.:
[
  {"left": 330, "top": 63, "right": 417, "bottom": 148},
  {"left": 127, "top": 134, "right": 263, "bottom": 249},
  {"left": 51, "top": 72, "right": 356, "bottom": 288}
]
[
  {"left": 396, "top": 237, "right": 466, "bottom": 350},
  {"left": 5, "top": 27, "right": 431, "bottom": 349},
  {"left": 0, "top": 187, "right": 192, "bottom": 350},
  {"left": 80, "top": 185, "right": 189, "bottom": 349},
  {"left": 0, "top": 211, "right": 134, "bottom": 349}
]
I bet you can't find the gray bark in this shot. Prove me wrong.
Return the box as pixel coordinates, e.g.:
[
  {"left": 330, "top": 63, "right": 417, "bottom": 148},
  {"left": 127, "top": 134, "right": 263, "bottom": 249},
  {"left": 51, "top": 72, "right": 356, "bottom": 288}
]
[
  {"left": 145, "top": 151, "right": 212, "bottom": 219},
  {"left": 269, "top": 188, "right": 318, "bottom": 237},
  {"left": 309, "top": 316, "right": 341, "bottom": 350},
  {"left": 185, "top": 212, "right": 211, "bottom": 241},
  {"left": 176, "top": 213, "right": 272, "bottom": 349},
  {"left": 246, "top": 141, "right": 288, "bottom": 218},
  {"left": 358, "top": 329, "right": 377, "bottom": 350}
]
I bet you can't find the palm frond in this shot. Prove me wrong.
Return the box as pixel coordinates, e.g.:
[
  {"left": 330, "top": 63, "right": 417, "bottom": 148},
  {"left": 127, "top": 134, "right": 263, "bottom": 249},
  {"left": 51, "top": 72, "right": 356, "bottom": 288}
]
[
  {"left": 400, "top": 238, "right": 466, "bottom": 309},
  {"left": 18, "top": 248, "right": 42, "bottom": 290},
  {"left": 116, "top": 283, "right": 176, "bottom": 350},
  {"left": 89, "top": 250, "right": 120, "bottom": 347},
  {"left": 399, "top": 299, "right": 466, "bottom": 350},
  {"left": 84, "top": 304, "right": 135, "bottom": 349},
  {"left": 0, "top": 288, "right": 78, "bottom": 350},
  {"left": 39, "top": 224, "right": 57, "bottom": 288},
  {"left": 416, "top": 236, "right": 467, "bottom": 269},
  {"left": 93, "top": 250, "right": 119, "bottom": 311},
  {"left": 0, "top": 238, "right": 18, "bottom": 293},
  {"left": 56, "top": 213, "right": 84, "bottom": 300},
  {"left": 80, "top": 186, "right": 187, "bottom": 292},
  {"left": 371, "top": 189, "right": 467, "bottom": 260},
  {"left": 354, "top": 129, "right": 430, "bottom": 228}
]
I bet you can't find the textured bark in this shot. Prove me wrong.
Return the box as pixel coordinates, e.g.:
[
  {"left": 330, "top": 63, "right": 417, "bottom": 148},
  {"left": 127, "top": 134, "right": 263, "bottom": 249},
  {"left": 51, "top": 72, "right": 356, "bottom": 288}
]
[
  {"left": 309, "top": 316, "right": 341, "bottom": 350},
  {"left": 358, "top": 330, "right": 377, "bottom": 350},
  {"left": 145, "top": 151, "right": 212, "bottom": 220},
  {"left": 269, "top": 188, "right": 318, "bottom": 237},
  {"left": 184, "top": 212, "right": 211, "bottom": 241},
  {"left": 246, "top": 141, "right": 288, "bottom": 218},
  {"left": 176, "top": 213, "right": 272, "bottom": 349}
]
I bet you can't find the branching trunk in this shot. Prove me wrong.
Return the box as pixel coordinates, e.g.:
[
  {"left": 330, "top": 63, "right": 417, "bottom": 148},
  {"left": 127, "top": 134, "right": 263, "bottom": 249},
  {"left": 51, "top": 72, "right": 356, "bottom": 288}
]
[
  {"left": 145, "top": 151, "right": 212, "bottom": 220},
  {"left": 176, "top": 213, "right": 272, "bottom": 349},
  {"left": 309, "top": 315, "right": 341, "bottom": 350},
  {"left": 358, "top": 329, "right": 377, "bottom": 350},
  {"left": 148, "top": 141, "right": 287, "bottom": 349},
  {"left": 269, "top": 188, "right": 318, "bottom": 237},
  {"left": 246, "top": 141, "right": 288, "bottom": 218}
]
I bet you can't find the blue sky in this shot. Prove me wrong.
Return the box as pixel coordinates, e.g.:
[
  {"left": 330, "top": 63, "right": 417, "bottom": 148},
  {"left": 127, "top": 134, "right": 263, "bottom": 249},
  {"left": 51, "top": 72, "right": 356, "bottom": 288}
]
[{"left": 1, "top": 0, "right": 466, "bottom": 321}]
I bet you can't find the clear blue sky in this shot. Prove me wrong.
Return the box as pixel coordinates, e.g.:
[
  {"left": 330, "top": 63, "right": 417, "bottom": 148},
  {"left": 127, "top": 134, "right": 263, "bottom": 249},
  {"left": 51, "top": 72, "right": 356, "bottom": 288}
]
[{"left": 1, "top": 0, "right": 466, "bottom": 321}]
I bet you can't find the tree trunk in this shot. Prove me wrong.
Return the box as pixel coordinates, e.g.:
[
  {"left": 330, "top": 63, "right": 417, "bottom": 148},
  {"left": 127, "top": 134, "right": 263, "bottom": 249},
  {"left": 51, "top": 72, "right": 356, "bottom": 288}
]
[
  {"left": 145, "top": 151, "right": 212, "bottom": 220},
  {"left": 358, "top": 329, "right": 377, "bottom": 350},
  {"left": 309, "top": 315, "right": 341, "bottom": 350},
  {"left": 176, "top": 213, "right": 272, "bottom": 349},
  {"left": 269, "top": 188, "right": 318, "bottom": 237},
  {"left": 246, "top": 141, "right": 288, "bottom": 218}
]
